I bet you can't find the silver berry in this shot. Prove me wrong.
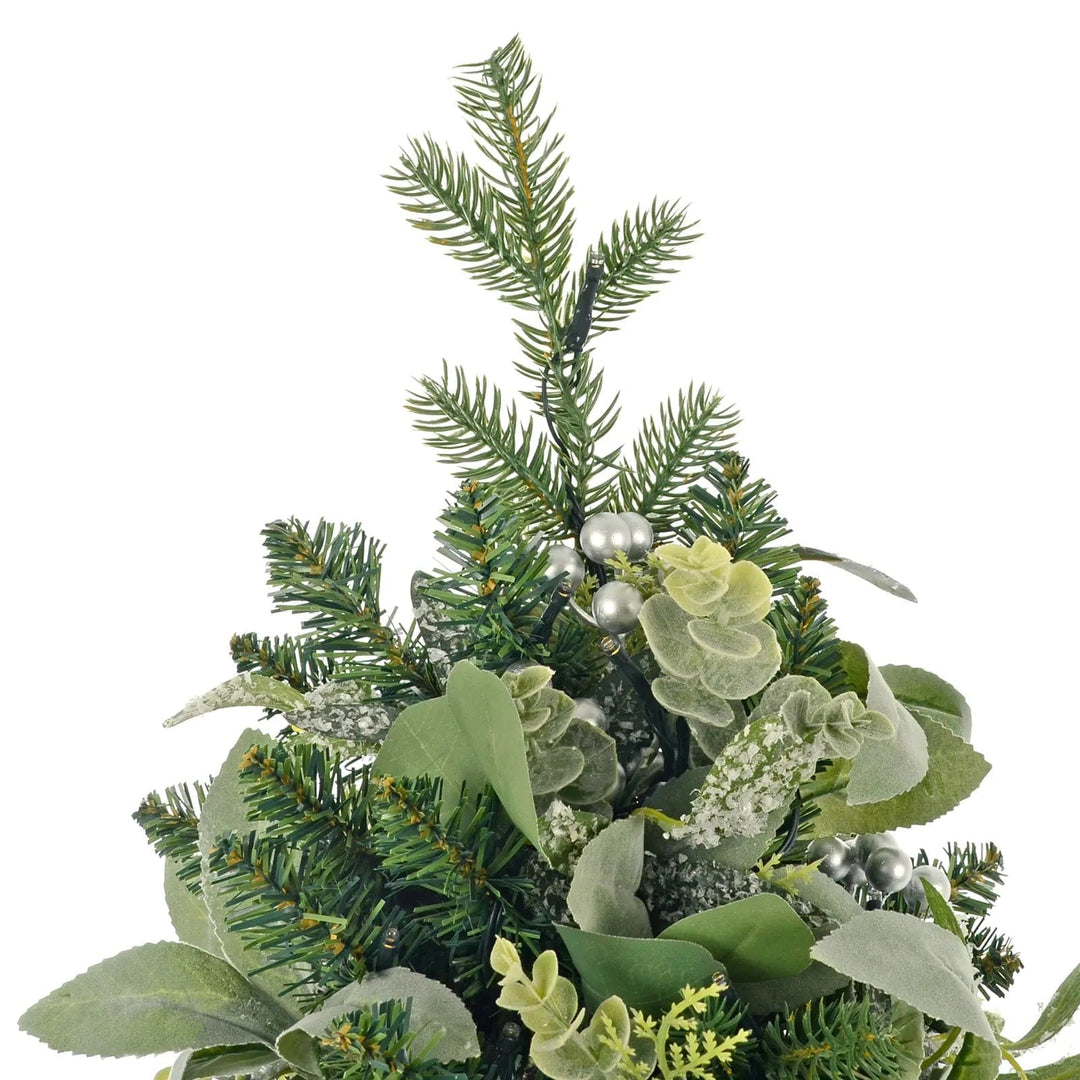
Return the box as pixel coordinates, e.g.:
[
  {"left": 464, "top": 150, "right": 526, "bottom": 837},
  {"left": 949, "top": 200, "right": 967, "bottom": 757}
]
[
  {"left": 902, "top": 864, "right": 952, "bottom": 910},
  {"left": 579, "top": 513, "right": 632, "bottom": 563},
  {"left": 619, "top": 512, "right": 654, "bottom": 561},
  {"left": 544, "top": 544, "right": 585, "bottom": 589},
  {"left": 592, "top": 581, "right": 644, "bottom": 635},
  {"left": 852, "top": 832, "right": 899, "bottom": 865},
  {"left": 574, "top": 697, "right": 609, "bottom": 731},
  {"left": 843, "top": 863, "right": 867, "bottom": 889},
  {"left": 806, "top": 837, "right": 853, "bottom": 881},
  {"left": 864, "top": 847, "right": 914, "bottom": 894}
]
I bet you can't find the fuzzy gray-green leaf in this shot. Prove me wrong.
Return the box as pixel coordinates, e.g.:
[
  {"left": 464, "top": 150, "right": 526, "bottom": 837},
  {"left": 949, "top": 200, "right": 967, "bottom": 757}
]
[
  {"left": 18, "top": 942, "right": 294, "bottom": 1058},
  {"left": 166, "top": 673, "right": 308, "bottom": 728},
  {"left": 567, "top": 817, "right": 651, "bottom": 938}
]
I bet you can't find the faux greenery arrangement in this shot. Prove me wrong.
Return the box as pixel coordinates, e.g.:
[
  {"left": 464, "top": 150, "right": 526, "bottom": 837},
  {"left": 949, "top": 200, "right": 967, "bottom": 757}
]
[{"left": 20, "top": 35, "right": 1079, "bottom": 1080}]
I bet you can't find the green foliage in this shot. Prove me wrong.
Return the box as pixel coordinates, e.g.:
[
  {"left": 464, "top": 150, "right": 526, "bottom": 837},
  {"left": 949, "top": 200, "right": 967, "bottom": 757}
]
[
  {"left": 134, "top": 781, "right": 207, "bottom": 886},
  {"left": 415, "top": 481, "right": 555, "bottom": 669},
  {"left": 566, "top": 816, "right": 651, "bottom": 939},
  {"left": 618, "top": 386, "right": 738, "bottom": 539},
  {"left": 968, "top": 919, "right": 1023, "bottom": 1000},
  {"left": 601, "top": 979, "right": 752, "bottom": 1080},
  {"left": 944, "top": 843, "right": 1007, "bottom": 918},
  {"left": 230, "top": 631, "right": 334, "bottom": 693},
  {"left": 680, "top": 454, "right": 800, "bottom": 592},
  {"left": 769, "top": 576, "right": 849, "bottom": 694},
  {"left": 1002, "top": 961, "right": 1080, "bottom": 1053},
  {"left": 760, "top": 994, "right": 908, "bottom": 1080}
]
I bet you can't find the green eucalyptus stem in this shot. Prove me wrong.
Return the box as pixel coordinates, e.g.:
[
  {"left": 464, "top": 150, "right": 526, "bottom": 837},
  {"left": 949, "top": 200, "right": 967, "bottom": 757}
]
[{"left": 1001, "top": 1047, "right": 1029, "bottom": 1080}]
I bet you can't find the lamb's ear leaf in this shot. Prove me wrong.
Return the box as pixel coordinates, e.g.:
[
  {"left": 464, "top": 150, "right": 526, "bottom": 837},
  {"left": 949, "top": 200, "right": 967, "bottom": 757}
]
[
  {"left": 1002, "top": 961, "right": 1080, "bottom": 1053},
  {"left": 811, "top": 910, "right": 996, "bottom": 1042},
  {"left": 166, "top": 673, "right": 308, "bottom": 727},
  {"left": 18, "top": 942, "right": 295, "bottom": 1058}
]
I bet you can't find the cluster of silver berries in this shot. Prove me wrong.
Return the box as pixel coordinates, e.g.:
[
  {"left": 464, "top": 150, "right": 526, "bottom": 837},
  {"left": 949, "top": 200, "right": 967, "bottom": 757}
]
[
  {"left": 543, "top": 512, "right": 655, "bottom": 636},
  {"left": 807, "top": 832, "right": 952, "bottom": 905}
]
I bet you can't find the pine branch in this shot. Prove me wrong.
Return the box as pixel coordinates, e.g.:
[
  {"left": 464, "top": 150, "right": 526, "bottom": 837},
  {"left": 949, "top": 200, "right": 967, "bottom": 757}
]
[
  {"left": 618, "top": 384, "right": 739, "bottom": 531},
  {"left": 769, "top": 576, "right": 849, "bottom": 693},
  {"left": 385, "top": 135, "right": 537, "bottom": 309},
  {"left": 133, "top": 782, "right": 208, "bottom": 887},
  {"left": 967, "top": 917, "right": 1023, "bottom": 999},
  {"left": 408, "top": 364, "right": 569, "bottom": 535},
  {"left": 230, "top": 631, "right": 333, "bottom": 693},
  {"left": 759, "top": 994, "right": 906, "bottom": 1080},
  {"left": 571, "top": 199, "right": 701, "bottom": 338},
  {"left": 682, "top": 454, "right": 801, "bottom": 591},
  {"left": 454, "top": 36, "right": 574, "bottom": 333},
  {"left": 942, "top": 842, "right": 1006, "bottom": 917},
  {"left": 417, "top": 482, "right": 554, "bottom": 670}
]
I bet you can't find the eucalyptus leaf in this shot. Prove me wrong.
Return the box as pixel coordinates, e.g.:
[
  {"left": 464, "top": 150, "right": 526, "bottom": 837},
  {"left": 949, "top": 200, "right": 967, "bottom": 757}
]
[
  {"left": 165, "top": 673, "right": 308, "bottom": 728},
  {"left": 881, "top": 664, "right": 972, "bottom": 742},
  {"left": 796, "top": 546, "right": 917, "bottom": 602},
  {"left": 18, "top": 942, "right": 295, "bottom": 1058},
  {"left": 164, "top": 858, "right": 220, "bottom": 957},
  {"left": 276, "top": 969, "right": 479, "bottom": 1074},
  {"left": 374, "top": 661, "right": 540, "bottom": 848},
  {"left": 556, "top": 926, "right": 718, "bottom": 1012},
  {"left": 685, "top": 709, "right": 740, "bottom": 761},
  {"left": 811, "top": 910, "right": 996, "bottom": 1041},
  {"left": 639, "top": 593, "right": 703, "bottom": 679},
  {"left": 811, "top": 713, "right": 990, "bottom": 835},
  {"left": 952, "top": 1032, "right": 1003, "bottom": 1080},
  {"left": 749, "top": 675, "right": 831, "bottom": 721},
  {"left": 169, "top": 1044, "right": 287, "bottom": 1079},
  {"left": 844, "top": 661, "right": 928, "bottom": 805},
  {"left": 555, "top": 718, "right": 619, "bottom": 805},
  {"left": 567, "top": 817, "right": 651, "bottom": 938},
  {"left": 659, "top": 894, "right": 814, "bottom": 982},
  {"left": 763, "top": 864, "right": 863, "bottom": 925},
  {"left": 529, "top": 744, "right": 586, "bottom": 795},
  {"left": 687, "top": 621, "right": 762, "bottom": 659},
  {"left": 698, "top": 622, "right": 782, "bottom": 700},
  {"left": 1002, "top": 961, "right": 1080, "bottom": 1052},
  {"left": 652, "top": 675, "right": 735, "bottom": 727}
]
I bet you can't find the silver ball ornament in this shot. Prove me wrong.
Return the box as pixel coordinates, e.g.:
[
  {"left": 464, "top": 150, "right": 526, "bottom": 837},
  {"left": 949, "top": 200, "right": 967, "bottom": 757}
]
[
  {"left": 574, "top": 697, "right": 609, "bottom": 731},
  {"left": 902, "top": 864, "right": 952, "bottom": 910},
  {"left": 592, "top": 581, "right": 644, "bottom": 635},
  {"left": 579, "top": 513, "right": 632, "bottom": 562},
  {"left": 806, "top": 837, "right": 853, "bottom": 882},
  {"left": 852, "top": 832, "right": 900, "bottom": 866},
  {"left": 864, "top": 847, "right": 914, "bottom": 894},
  {"left": 544, "top": 544, "right": 585, "bottom": 589},
  {"left": 618, "top": 512, "right": 654, "bottom": 561},
  {"left": 843, "top": 863, "right": 867, "bottom": 889}
]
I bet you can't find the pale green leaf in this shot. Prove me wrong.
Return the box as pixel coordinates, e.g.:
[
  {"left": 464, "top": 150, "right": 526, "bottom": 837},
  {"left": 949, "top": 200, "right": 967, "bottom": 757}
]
[
  {"left": 811, "top": 910, "right": 996, "bottom": 1041},
  {"left": 796, "top": 546, "right": 917, "bottom": 602},
  {"left": 952, "top": 1032, "right": 1003, "bottom": 1080},
  {"left": 276, "top": 969, "right": 479, "bottom": 1074},
  {"left": 567, "top": 817, "right": 651, "bottom": 938},
  {"left": 169, "top": 1044, "right": 286, "bottom": 1079},
  {"left": 881, "top": 664, "right": 972, "bottom": 741},
  {"left": 651, "top": 675, "right": 734, "bottom": 727},
  {"left": 375, "top": 661, "right": 540, "bottom": 848},
  {"left": 18, "top": 942, "right": 294, "bottom": 1058},
  {"left": 732, "top": 962, "right": 851, "bottom": 1015},
  {"left": 923, "top": 879, "right": 965, "bottom": 939},
  {"left": 1003, "top": 961, "right": 1080, "bottom": 1052},
  {"left": 556, "top": 926, "right": 718, "bottom": 1012},
  {"left": 716, "top": 559, "right": 774, "bottom": 622},
  {"left": 891, "top": 1000, "right": 925, "bottom": 1080},
  {"left": 698, "top": 622, "right": 782, "bottom": 700},
  {"left": 659, "top": 894, "right": 814, "bottom": 982},
  {"left": 529, "top": 744, "right": 585, "bottom": 795},
  {"left": 1006, "top": 1054, "right": 1080, "bottom": 1080},
  {"left": 639, "top": 593, "right": 703, "bottom": 679},
  {"left": 844, "top": 661, "right": 928, "bottom": 804},
  {"left": 165, "top": 673, "right": 308, "bottom": 728},
  {"left": 198, "top": 729, "right": 301, "bottom": 1008},
  {"left": 748, "top": 675, "right": 831, "bottom": 721},
  {"left": 763, "top": 864, "right": 863, "bottom": 925},
  {"left": 164, "top": 858, "right": 220, "bottom": 958},
  {"left": 556, "top": 719, "right": 619, "bottom": 805},
  {"left": 687, "top": 621, "right": 762, "bottom": 658},
  {"left": 811, "top": 713, "right": 990, "bottom": 835}
]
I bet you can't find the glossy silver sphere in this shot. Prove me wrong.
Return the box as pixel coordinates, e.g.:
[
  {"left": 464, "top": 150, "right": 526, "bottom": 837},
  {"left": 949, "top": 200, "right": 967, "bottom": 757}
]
[
  {"left": 579, "top": 513, "right": 632, "bottom": 563},
  {"left": 864, "top": 847, "right": 914, "bottom": 894},
  {"left": 852, "top": 831, "right": 899, "bottom": 865},
  {"left": 543, "top": 544, "right": 585, "bottom": 589},
  {"left": 619, "top": 512, "right": 654, "bottom": 561},
  {"left": 843, "top": 863, "right": 867, "bottom": 889},
  {"left": 806, "top": 837, "right": 853, "bottom": 881},
  {"left": 574, "top": 697, "right": 609, "bottom": 731},
  {"left": 592, "top": 581, "right": 644, "bottom": 635},
  {"left": 902, "top": 864, "right": 952, "bottom": 909}
]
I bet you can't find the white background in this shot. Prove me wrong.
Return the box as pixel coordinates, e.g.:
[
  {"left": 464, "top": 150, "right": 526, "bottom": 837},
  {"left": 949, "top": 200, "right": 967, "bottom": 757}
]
[{"left": 3, "top": 3, "right": 1078, "bottom": 1077}]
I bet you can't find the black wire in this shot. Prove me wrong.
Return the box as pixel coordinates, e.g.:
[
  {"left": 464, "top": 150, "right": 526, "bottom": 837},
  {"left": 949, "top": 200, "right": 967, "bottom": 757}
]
[
  {"left": 776, "top": 792, "right": 803, "bottom": 858},
  {"left": 602, "top": 635, "right": 676, "bottom": 779},
  {"left": 531, "top": 580, "right": 573, "bottom": 646}
]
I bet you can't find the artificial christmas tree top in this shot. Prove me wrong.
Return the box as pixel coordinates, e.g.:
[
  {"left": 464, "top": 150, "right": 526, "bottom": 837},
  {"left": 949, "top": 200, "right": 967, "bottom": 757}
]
[{"left": 19, "top": 35, "right": 1079, "bottom": 1080}]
